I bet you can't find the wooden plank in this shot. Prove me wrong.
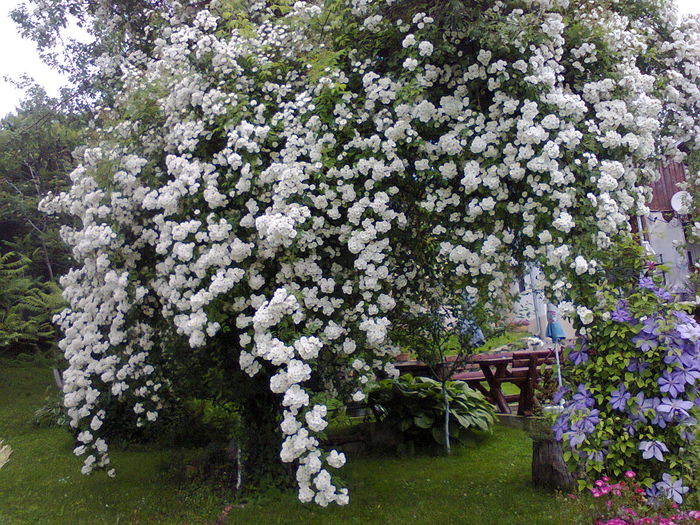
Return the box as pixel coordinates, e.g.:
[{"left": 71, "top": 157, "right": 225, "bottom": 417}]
[{"left": 649, "top": 162, "right": 686, "bottom": 211}]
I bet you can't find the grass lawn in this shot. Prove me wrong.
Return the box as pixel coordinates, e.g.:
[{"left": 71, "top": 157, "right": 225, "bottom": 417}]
[{"left": 0, "top": 357, "right": 565, "bottom": 525}]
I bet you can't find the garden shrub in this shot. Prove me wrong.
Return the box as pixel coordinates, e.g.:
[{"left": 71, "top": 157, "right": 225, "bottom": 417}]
[
  {"left": 368, "top": 375, "right": 495, "bottom": 450},
  {"left": 555, "top": 276, "right": 699, "bottom": 503},
  {"left": 34, "top": 0, "right": 700, "bottom": 505}
]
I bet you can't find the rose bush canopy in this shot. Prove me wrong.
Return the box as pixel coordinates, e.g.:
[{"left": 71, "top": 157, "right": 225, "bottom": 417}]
[{"left": 39, "top": 0, "right": 700, "bottom": 506}]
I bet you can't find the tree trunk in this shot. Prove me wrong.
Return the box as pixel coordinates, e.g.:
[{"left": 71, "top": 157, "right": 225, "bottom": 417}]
[
  {"left": 531, "top": 437, "right": 574, "bottom": 491},
  {"left": 238, "top": 379, "right": 288, "bottom": 492}
]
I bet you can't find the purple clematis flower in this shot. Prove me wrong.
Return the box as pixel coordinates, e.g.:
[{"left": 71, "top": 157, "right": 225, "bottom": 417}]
[
  {"left": 571, "top": 384, "right": 595, "bottom": 410},
  {"left": 639, "top": 440, "right": 668, "bottom": 461},
  {"left": 654, "top": 288, "right": 673, "bottom": 302},
  {"left": 571, "top": 409, "right": 600, "bottom": 434},
  {"left": 634, "top": 394, "right": 664, "bottom": 426},
  {"left": 641, "top": 316, "right": 661, "bottom": 336},
  {"left": 627, "top": 358, "right": 648, "bottom": 373},
  {"left": 633, "top": 335, "right": 658, "bottom": 352},
  {"left": 673, "top": 366, "right": 700, "bottom": 385},
  {"left": 623, "top": 422, "right": 637, "bottom": 436},
  {"left": 611, "top": 301, "right": 634, "bottom": 323},
  {"left": 639, "top": 276, "right": 656, "bottom": 290},
  {"left": 567, "top": 346, "right": 589, "bottom": 365},
  {"left": 565, "top": 431, "right": 586, "bottom": 448},
  {"left": 655, "top": 473, "right": 689, "bottom": 504},
  {"left": 645, "top": 484, "right": 662, "bottom": 504},
  {"left": 673, "top": 310, "right": 694, "bottom": 324},
  {"left": 658, "top": 397, "right": 694, "bottom": 421},
  {"left": 664, "top": 348, "right": 682, "bottom": 365},
  {"left": 553, "top": 386, "right": 569, "bottom": 404},
  {"left": 609, "top": 384, "right": 631, "bottom": 411},
  {"left": 677, "top": 322, "right": 700, "bottom": 342},
  {"left": 658, "top": 370, "right": 687, "bottom": 398},
  {"left": 587, "top": 450, "right": 605, "bottom": 463},
  {"left": 680, "top": 420, "right": 696, "bottom": 442},
  {"left": 643, "top": 397, "right": 668, "bottom": 428},
  {"left": 678, "top": 351, "right": 700, "bottom": 369},
  {"left": 552, "top": 414, "right": 569, "bottom": 441}
]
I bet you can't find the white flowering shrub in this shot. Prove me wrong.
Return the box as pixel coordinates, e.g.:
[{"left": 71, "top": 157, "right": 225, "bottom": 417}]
[{"left": 40, "top": 0, "right": 700, "bottom": 506}]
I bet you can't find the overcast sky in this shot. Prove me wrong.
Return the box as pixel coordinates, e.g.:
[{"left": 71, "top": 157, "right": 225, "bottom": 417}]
[{"left": 1, "top": 0, "right": 699, "bottom": 118}]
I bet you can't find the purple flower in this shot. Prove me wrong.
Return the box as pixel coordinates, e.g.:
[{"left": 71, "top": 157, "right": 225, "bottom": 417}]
[
  {"left": 655, "top": 473, "right": 689, "bottom": 504},
  {"left": 673, "top": 310, "right": 694, "bottom": 324},
  {"left": 571, "top": 384, "right": 595, "bottom": 410},
  {"left": 641, "top": 317, "right": 661, "bottom": 337},
  {"left": 677, "top": 322, "right": 700, "bottom": 342},
  {"left": 638, "top": 396, "right": 669, "bottom": 427},
  {"left": 571, "top": 409, "right": 600, "bottom": 434},
  {"left": 627, "top": 358, "right": 648, "bottom": 373},
  {"left": 639, "top": 276, "right": 656, "bottom": 290},
  {"left": 658, "top": 397, "right": 694, "bottom": 421},
  {"left": 645, "top": 484, "right": 662, "bottom": 503},
  {"left": 553, "top": 386, "right": 569, "bottom": 404},
  {"left": 679, "top": 350, "right": 700, "bottom": 369},
  {"left": 611, "top": 301, "right": 634, "bottom": 323},
  {"left": 565, "top": 431, "right": 586, "bottom": 448},
  {"left": 552, "top": 414, "right": 569, "bottom": 441},
  {"left": 680, "top": 420, "right": 696, "bottom": 442},
  {"left": 673, "top": 366, "right": 700, "bottom": 385},
  {"left": 633, "top": 334, "right": 658, "bottom": 352},
  {"left": 664, "top": 348, "right": 682, "bottom": 365},
  {"left": 639, "top": 440, "right": 668, "bottom": 461},
  {"left": 609, "top": 384, "right": 631, "bottom": 411},
  {"left": 567, "top": 346, "right": 589, "bottom": 365},
  {"left": 623, "top": 422, "right": 637, "bottom": 436},
  {"left": 654, "top": 288, "right": 673, "bottom": 302},
  {"left": 658, "top": 370, "right": 687, "bottom": 398},
  {"left": 587, "top": 449, "right": 605, "bottom": 463}
]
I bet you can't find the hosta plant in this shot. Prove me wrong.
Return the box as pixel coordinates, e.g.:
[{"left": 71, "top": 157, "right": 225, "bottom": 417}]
[{"left": 368, "top": 375, "right": 495, "bottom": 449}]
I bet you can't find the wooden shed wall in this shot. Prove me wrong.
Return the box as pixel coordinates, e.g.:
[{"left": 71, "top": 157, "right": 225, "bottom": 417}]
[{"left": 649, "top": 162, "right": 687, "bottom": 212}]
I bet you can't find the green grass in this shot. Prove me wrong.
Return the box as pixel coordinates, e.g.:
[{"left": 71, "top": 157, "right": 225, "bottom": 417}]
[{"left": 0, "top": 358, "right": 564, "bottom": 525}]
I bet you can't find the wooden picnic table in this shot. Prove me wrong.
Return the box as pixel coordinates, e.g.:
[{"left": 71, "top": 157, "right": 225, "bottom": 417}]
[
  {"left": 468, "top": 353, "right": 514, "bottom": 414},
  {"left": 395, "top": 347, "right": 563, "bottom": 416}
]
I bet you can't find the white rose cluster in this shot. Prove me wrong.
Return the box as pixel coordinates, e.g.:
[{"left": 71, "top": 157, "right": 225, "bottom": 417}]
[{"left": 41, "top": 0, "right": 700, "bottom": 506}]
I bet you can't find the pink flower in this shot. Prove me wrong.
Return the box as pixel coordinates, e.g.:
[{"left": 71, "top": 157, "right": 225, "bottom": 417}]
[
  {"left": 596, "top": 479, "right": 606, "bottom": 487},
  {"left": 625, "top": 471, "right": 636, "bottom": 479},
  {"left": 592, "top": 488, "right": 602, "bottom": 498},
  {"left": 602, "top": 476, "right": 610, "bottom": 482}
]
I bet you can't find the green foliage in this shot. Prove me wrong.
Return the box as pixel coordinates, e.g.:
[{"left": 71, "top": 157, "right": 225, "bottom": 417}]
[
  {"left": 0, "top": 88, "right": 82, "bottom": 280},
  {"left": 32, "top": 390, "right": 68, "bottom": 428},
  {"left": 0, "top": 252, "right": 64, "bottom": 354},
  {"left": 368, "top": 375, "right": 495, "bottom": 449}
]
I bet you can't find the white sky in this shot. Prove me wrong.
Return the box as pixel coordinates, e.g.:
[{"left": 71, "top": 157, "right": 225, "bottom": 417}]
[{"left": 0, "top": 0, "right": 699, "bottom": 117}]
